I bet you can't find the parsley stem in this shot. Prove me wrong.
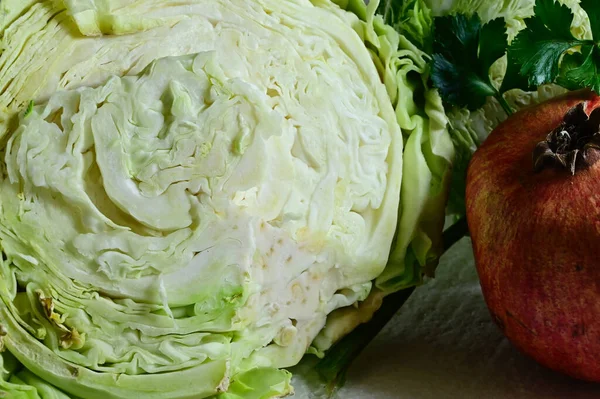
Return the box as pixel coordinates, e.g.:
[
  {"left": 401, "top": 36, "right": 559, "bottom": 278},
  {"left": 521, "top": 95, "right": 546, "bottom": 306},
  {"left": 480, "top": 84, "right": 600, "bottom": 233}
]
[{"left": 495, "top": 93, "right": 514, "bottom": 116}]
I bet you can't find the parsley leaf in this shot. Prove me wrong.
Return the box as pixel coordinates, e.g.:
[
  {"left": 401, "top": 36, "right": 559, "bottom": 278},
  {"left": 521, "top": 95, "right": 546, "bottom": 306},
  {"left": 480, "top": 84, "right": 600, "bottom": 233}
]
[
  {"left": 555, "top": 0, "right": 600, "bottom": 92},
  {"left": 501, "top": 50, "right": 533, "bottom": 92},
  {"left": 478, "top": 19, "right": 508, "bottom": 78},
  {"left": 580, "top": 0, "right": 600, "bottom": 42},
  {"left": 558, "top": 45, "right": 600, "bottom": 93},
  {"left": 510, "top": 0, "right": 586, "bottom": 87},
  {"left": 429, "top": 0, "right": 600, "bottom": 121},
  {"left": 431, "top": 14, "right": 512, "bottom": 114}
]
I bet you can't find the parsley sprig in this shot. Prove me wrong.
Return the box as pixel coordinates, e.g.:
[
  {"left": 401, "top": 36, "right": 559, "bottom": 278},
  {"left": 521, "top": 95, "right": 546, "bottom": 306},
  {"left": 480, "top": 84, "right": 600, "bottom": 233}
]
[
  {"left": 431, "top": 0, "right": 600, "bottom": 115},
  {"left": 431, "top": 14, "right": 511, "bottom": 115}
]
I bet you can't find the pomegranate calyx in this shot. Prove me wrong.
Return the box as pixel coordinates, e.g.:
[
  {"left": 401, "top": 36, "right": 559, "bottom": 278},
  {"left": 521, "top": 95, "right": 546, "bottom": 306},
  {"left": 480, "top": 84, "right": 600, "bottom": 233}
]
[{"left": 533, "top": 103, "right": 600, "bottom": 175}]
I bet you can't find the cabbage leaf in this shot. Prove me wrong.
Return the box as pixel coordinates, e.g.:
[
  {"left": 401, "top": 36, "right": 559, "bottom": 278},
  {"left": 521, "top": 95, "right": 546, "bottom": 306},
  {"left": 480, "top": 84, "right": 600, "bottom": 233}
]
[{"left": 0, "top": 0, "right": 455, "bottom": 397}]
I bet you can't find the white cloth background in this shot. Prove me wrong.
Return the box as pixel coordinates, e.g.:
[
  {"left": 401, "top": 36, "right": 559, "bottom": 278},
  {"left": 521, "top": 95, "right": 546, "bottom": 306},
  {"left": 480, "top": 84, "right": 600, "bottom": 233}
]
[{"left": 293, "top": 238, "right": 600, "bottom": 398}]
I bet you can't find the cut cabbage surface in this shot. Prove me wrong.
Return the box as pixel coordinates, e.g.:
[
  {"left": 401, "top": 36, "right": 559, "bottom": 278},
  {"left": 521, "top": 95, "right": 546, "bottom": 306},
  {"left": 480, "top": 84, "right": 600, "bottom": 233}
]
[{"left": 0, "top": 1, "right": 454, "bottom": 397}]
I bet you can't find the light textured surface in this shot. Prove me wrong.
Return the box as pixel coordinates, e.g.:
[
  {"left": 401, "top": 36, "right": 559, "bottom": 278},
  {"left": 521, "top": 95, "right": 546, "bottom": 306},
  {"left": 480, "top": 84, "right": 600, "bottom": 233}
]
[{"left": 294, "top": 237, "right": 600, "bottom": 398}]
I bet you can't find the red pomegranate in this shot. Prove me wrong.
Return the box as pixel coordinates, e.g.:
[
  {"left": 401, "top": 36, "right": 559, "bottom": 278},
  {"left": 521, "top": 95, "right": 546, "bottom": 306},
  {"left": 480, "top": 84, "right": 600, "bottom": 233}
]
[{"left": 466, "top": 90, "right": 600, "bottom": 382}]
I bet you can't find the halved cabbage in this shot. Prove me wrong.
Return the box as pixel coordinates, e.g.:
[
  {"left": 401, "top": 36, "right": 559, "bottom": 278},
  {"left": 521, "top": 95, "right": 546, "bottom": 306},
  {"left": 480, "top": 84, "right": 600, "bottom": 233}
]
[{"left": 0, "top": 1, "right": 454, "bottom": 397}]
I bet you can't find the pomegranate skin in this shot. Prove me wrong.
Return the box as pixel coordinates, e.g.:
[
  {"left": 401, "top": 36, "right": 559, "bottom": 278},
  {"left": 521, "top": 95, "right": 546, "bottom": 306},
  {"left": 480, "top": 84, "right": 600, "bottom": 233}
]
[{"left": 466, "top": 90, "right": 600, "bottom": 382}]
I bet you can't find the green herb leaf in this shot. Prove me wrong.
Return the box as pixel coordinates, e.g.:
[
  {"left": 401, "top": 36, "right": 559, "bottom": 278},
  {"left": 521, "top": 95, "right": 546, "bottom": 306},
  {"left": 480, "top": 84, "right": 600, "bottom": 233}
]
[
  {"left": 501, "top": 50, "right": 534, "bottom": 92},
  {"left": 478, "top": 19, "right": 508, "bottom": 77},
  {"left": 580, "top": 0, "right": 600, "bottom": 42},
  {"left": 510, "top": 0, "right": 585, "bottom": 87},
  {"left": 556, "top": 51, "right": 587, "bottom": 91},
  {"left": 431, "top": 14, "right": 510, "bottom": 112},
  {"left": 431, "top": 53, "right": 493, "bottom": 110},
  {"left": 558, "top": 45, "right": 600, "bottom": 93},
  {"left": 428, "top": 0, "right": 600, "bottom": 122}
]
